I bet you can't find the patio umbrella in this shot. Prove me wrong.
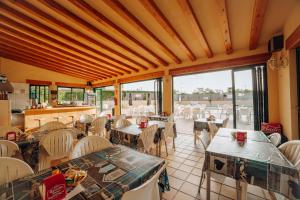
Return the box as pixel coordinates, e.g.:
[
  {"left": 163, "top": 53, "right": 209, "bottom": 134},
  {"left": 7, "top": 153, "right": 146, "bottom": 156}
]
[{"left": 129, "top": 93, "right": 132, "bottom": 106}]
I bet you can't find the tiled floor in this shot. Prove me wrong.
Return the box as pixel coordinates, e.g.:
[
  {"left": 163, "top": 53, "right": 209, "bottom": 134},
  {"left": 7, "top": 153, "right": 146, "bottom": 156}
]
[{"left": 160, "top": 132, "right": 273, "bottom": 200}]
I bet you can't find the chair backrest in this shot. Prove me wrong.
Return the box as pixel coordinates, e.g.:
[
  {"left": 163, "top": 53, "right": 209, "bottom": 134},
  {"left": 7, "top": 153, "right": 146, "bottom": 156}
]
[
  {"left": 121, "top": 163, "right": 166, "bottom": 200},
  {"left": 70, "top": 136, "right": 113, "bottom": 159},
  {"left": 91, "top": 117, "right": 107, "bottom": 136},
  {"left": 278, "top": 140, "right": 300, "bottom": 169},
  {"left": 99, "top": 111, "right": 106, "bottom": 117},
  {"left": 207, "top": 122, "right": 218, "bottom": 138},
  {"left": 222, "top": 117, "right": 229, "bottom": 128},
  {"left": 39, "top": 121, "right": 67, "bottom": 132},
  {"left": 163, "top": 122, "right": 175, "bottom": 139},
  {"left": 79, "top": 114, "right": 93, "bottom": 124},
  {"left": 0, "top": 126, "right": 23, "bottom": 138},
  {"left": 116, "top": 119, "right": 132, "bottom": 129},
  {"left": 140, "top": 124, "right": 158, "bottom": 153},
  {"left": 147, "top": 112, "right": 155, "bottom": 117},
  {"left": 167, "top": 114, "right": 174, "bottom": 122},
  {"left": 0, "top": 140, "right": 19, "bottom": 157},
  {"left": 199, "top": 130, "right": 211, "bottom": 150},
  {"left": 40, "top": 129, "right": 73, "bottom": 160},
  {"left": 136, "top": 116, "right": 148, "bottom": 125},
  {"left": 0, "top": 157, "right": 34, "bottom": 185},
  {"left": 268, "top": 132, "right": 281, "bottom": 147}
]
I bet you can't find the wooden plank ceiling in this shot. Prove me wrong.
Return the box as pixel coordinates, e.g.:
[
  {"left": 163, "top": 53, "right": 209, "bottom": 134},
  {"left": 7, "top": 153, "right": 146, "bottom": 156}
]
[{"left": 0, "top": 0, "right": 296, "bottom": 81}]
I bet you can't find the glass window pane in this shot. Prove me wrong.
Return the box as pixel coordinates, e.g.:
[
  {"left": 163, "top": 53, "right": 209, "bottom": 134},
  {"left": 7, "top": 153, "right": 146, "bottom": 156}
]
[{"left": 58, "top": 87, "right": 72, "bottom": 105}]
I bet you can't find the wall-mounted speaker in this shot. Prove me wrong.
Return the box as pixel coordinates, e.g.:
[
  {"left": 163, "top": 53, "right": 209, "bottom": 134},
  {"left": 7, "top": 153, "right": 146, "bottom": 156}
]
[{"left": 268, "top": 35, "right": 283, "bottom": 53}]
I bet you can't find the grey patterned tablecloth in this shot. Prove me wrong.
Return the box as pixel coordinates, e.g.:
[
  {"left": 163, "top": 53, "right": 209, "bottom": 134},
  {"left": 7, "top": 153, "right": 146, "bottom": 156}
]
[
  {"left": 148, "top": 115, "right": 169, "bottom": 122},
  {"left": 193, "top": 118, "right": 224, "bottom": 132},
  {"left": 206, "top": 128, "right": 300, "bottom": 199},
  {"left": 0, "top": 145, "right": 169, "bottom": 200}
]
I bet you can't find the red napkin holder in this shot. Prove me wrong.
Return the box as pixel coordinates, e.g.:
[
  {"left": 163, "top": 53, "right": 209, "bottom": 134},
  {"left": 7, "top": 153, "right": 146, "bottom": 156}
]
[
  {"left": 140, "top": 121, "right": 148, "bottom": 128},
  {"left": 236, "top": 131, "right": 247, "bottom": 142},
  {"left": 6, "top": 132, "right": 16, "bottom": 141},
  {"left": 107, "top": 114, "right": 112, "bottom": 119},
  {"left": 42, "top": 173, "right": 66, "bottom": 200}
]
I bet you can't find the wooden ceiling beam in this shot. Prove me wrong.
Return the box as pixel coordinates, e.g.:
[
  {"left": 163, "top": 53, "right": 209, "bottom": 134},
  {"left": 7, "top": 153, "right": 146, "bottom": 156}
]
[
  {"left": 249, "top": 0, "right": 268, "bottom": 50},
  {"left": 68, "top": 0, "right": 168, "bottom": 67},
  {"left": 177, "top": 0, "right": 213, "bottom": 57},
  {"left": 286, "top": 24, "right": 300, "bottom": 50},
  {"left": 0, "top": 34, "right": 113, "bottom": 78},
  {"left": 0, "top": 3, "right": 136, "bottom": 74},
  {"left": 0, "top": 16, "right": 128, "bottom": 75},
  {"left": 0, "top": 45, "right": 101, "bottom": 80},
  {"left": 139, "top": 0, "right": 196, "bottom": 61},
  {"left": 0, "top": 39, "right": 109, "bottom": 79},
  {"left": 0, "top": 25, "right": 122, "bottom": 77},
  {"left": 37, "top": 0, "right": 154, "bottom": 70},
  {"left": 102, "top": 0, "right": 181, "bottom": 64},
  {"left": 214, "top": 0, "right": 232, "bottom": 54},
  {"left": 0, "top": 52, "right": 95, "bottom": 81}
]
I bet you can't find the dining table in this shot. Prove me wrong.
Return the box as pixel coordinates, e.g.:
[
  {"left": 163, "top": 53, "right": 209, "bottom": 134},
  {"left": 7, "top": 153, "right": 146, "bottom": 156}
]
[
  {"left": 148, "top": 115, "right": 169, "bottom": 122},
  {"left": 110, "top": 120, "right": 176, "bottom": 156},
  {"left": 205, "top": 128, "right": 299, "bottom": 200},
  {"left": 0, "top": 145, "right": 169, "bottom": 200}
]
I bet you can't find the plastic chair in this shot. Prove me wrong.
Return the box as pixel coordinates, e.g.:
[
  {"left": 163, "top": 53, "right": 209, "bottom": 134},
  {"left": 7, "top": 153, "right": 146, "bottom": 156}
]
[
  {"left": 167, "top": 114, "right": 174, "bottom": 122},
  {"left": 39, "top": 121, "right": 67, "bottom": 132},
  {"left": 208, "top": 122, "right": 219, "bottom": 138},
  {"left": 89, "top": 117, "right": 107, "bottom": 137},
  {"left": 278, "top": 141, "right": 300, "bottom": 169},
  {"left": 268, "top": 132, "right": 281, "bottom": 147},
  {"left": 116, "top": 119, "right": 132, "bottom": 129},
  {"left": 70, "top": 136, "right": 113, "bottom": 159},
  {"left": 0, "top": 140, "right": 19, "bottom": 157},
  {"left": 0, "top": 157, "right": 34, "bottom": 185},
  {"left": 0, "top": 126, "right": 24, "bottom": 138},
  {"left": 39, "top": 129, "right": 73, "bottom": 170},
  {"left": 161, "top": 122, "right": 175, "bottom": 156},
  {"left": 147, "top": 112, "right": 155, "bottom": 117},
  {"left": 139, "top": 124, "right": 158, "bottom": 154},
  {"left": 222, "top": 117, "right": 230, "bottom": 128},
  {"left": 79, "top": 114, "right": 94, "bottom": 124},
  {"left": 121, "top": 163, "right": 166, "bottom": 200}
]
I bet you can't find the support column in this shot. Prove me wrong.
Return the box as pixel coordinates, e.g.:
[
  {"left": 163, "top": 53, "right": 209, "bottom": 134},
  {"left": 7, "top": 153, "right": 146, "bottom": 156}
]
[
  {"left": 114, "top": 82, "right": 121, "bottom": 115},
  {"left": 163, "top": 74, "right": 172, "bottom": 115}
]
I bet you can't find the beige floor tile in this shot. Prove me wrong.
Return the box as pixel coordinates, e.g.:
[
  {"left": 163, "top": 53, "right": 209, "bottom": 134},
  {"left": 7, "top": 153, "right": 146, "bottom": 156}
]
[
  {"left": 168, "top": 161, "right": 182, "bottom": 169},
  {"left": 166, "top": 166, "right": 176, "bottom": 175},
  {"left": 173, "top": 191, "right": 194, "bottom": 200},
  {"left": 169, "top": 176, "right": 184, "bottom": 190},
  {"left": 191, "top": 167, "right": 202, "bottom": 176},
  {"left": 196, "top": 188, "right": 220, "bottom": 200},
  {"left": 181, "top": 149, "right": 193, "bottom": 155},
  {"left": 247, "top": 185, "right": 271, "bottom": 199},
  {"left": 176, "top": 153, "right": 190, "bottom": 158},
  {"left": 183, "top": 159, "right": 197, "bottom": 167},
  {"left": 223, "top": 177, "right": 237, "bottom": 188},
  {"left": 187, "top": 155, "right": 201, "bottom": 161},
  {"left": 172, "top": 169, "right": 190, "bottom": 180},
  {"left": 186, "top": 174, "right": 201, "bottom": 186},
  {"left": 163, "top": 187, "right": 178, "bottom": 200},
  {"left": 220, "top": 185, "right": 237, "bottom": 200},
  {"left": 180, "top": 182, "right": 199, "bottom": 197},
  {"left": 178, "top": 164, "right": 193, "bottom": 173}
]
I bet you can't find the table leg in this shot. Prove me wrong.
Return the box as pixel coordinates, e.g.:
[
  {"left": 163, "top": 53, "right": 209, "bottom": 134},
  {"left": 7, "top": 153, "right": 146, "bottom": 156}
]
[
  {"left": 206, "top": 170, "right": 210, "bottom": 200},
  {"left": 240, "top": 182, "right": 247, "bottom": 200},
  {"left": 236, "top": 180, "right": 241, "bottom": 200},
  {"left": 159, "top": 139, "right": 161, "bottom": 157}
]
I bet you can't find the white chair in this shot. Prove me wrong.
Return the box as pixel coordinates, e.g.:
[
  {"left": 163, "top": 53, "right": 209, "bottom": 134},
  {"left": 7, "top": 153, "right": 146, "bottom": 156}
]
[
  {"left": 89, "top": 117, "right": 107, "bottom": 137},
  {"left": 39, "top": 129, "right": 73, "bottom": 171},
  {"left": 167, "top": 113, "right": 174, "bottom": 122},
  {"left": 139, "top": 124, "right": 158, "bottom": 154},
  {"left": 0, "top": 126, "right": 24, "bottom": 138},
  {"left": 222, "top": 117, "right": 230, "bottom": 128},
  {"left": 116, "top": 119, "right": 132, "bottom": 129},
  {"left": 111, "top": 115, "right": 126, "bottom": 129},
  {"left": 0, "top": 140, "right": 19, "bottom": 157},
  {"left": 136, "top": 116, "right": 148, "bottom": 125},
  {"left": 0, "top": 157, "right": 34, "bottom": 185},
  {"left": 122, "top": 163, "right": 166, "bottom": 200},
  {"left": 79, "top": 114, "right": 94, "bottom": 124},
  {"left": 208, "top": 122, "right": 219, "bottom": 138},
  {"left": 278, "top": 141, "right": 300, "bottom": 169},
  {"left": 39, "top": 121, "right": 67, "bottom": 132},
  {"left": 268, "top": 132, "right": 281, "bottom": 147},
  {"left": 147, "top": 112, "right": 155, "bottom": 117},
  {"left": 70, "top": 136, "right": 113, "bottom": 159},
  {"left": 161, "top": 122, "right": 175, "bottom": 156}
]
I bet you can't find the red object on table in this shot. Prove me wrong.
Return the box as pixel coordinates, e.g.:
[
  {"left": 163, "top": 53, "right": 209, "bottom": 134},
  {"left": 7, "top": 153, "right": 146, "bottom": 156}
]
[
  {"left": 261, "top": 122, "right": 282, "bottom": 135},
  {"left": 140, "top": 121, "right": 148, "bottom": 128},
  {"left": 42, "top": 173, "right": 66, "bottom": 200},
  {"left": 6, "top": 132, "right": 16, "bottom": 141},
  {"left": 236, "top": 131, "right": 247, "bottom": 142},
  {"left": 107, "top": 114, "right": 112, "bottom": 119}
]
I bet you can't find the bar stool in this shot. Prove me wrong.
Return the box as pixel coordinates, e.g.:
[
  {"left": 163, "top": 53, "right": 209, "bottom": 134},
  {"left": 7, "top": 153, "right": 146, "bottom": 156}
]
[
  {"left": 68, "top": 115, "right": 75, "bottom": 127},
  {"left": 34, "top": 118, "right": 45, "bottom": 128}
]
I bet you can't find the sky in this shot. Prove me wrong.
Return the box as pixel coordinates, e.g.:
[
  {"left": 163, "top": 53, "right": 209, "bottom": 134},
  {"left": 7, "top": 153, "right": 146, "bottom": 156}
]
[{"left": 121, "top": 70, "right": 253, "bottom": 93}]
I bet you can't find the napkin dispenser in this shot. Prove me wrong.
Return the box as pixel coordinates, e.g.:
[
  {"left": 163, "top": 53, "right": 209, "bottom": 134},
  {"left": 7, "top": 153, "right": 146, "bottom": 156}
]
[{"left": 41, "top": 173, "right": 66, "bottom": 200}]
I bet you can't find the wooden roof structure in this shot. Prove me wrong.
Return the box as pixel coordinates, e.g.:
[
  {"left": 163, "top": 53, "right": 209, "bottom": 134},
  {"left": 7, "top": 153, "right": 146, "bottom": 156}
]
[{"left": 0, "top": 0, "right": 298, "bottom": 82}]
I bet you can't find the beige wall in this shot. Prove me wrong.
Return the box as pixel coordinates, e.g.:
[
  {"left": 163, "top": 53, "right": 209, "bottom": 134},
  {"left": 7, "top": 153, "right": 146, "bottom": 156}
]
[
  {"left": 0, "top": 57, "right": 86, "bottom": 84},
  {"left": 267, "top": 67, "right": 280, "bottom": 123}
]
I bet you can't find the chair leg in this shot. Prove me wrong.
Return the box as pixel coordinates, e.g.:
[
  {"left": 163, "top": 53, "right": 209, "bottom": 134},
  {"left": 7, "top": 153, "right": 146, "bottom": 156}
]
[
  {"left": 172, "top": 138, "right": 175, "bottom": 150},
  {"left": 198, "top": 170, "right": 205, "bottom": 194},
  {"left": 165, "top": 140, "right": 168, "bottom": 156}
]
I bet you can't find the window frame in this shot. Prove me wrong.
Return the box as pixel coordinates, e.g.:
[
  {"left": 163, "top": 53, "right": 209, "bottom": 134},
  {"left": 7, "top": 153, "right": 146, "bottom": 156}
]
[
  {"left": 29, "top": 85, "right": 49, "bottom": 104},
  {"left": 57, "top": 86, "right": 85, "bottom": 105},
  {"left": 94, "top": 86, "right": 115, "bottom": 114}
]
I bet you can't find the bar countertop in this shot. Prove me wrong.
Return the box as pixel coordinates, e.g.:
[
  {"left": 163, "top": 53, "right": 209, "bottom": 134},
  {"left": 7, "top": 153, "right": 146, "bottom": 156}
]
[{"left": 24, "top": 106, "right": 96, "bottom": 115}]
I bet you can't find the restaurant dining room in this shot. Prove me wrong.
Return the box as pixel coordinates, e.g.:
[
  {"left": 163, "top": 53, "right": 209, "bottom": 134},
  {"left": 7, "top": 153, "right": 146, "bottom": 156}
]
[{"left": 0, "top": 0, "right": 300, "bottom": 199}]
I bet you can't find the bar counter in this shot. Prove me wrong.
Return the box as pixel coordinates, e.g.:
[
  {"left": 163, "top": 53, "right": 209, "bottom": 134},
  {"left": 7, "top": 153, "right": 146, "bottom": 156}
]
[{"left": 24, "top": 106, "right": 96, "bottom": 131}]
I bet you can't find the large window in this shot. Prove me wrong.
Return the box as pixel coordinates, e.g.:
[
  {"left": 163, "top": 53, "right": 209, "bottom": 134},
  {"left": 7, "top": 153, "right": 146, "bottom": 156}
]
[
  {"left": 121, "top": 79, "right": 162, "bottom": 116},
  {"left": 57, "top": 87, "right": 85, "bottom": 105},
  {"left": 29, "top": 85, "right": 49, "bottom": 104},
  {"left": 95, "top": 86, "right": 114, "bottom": 115}
]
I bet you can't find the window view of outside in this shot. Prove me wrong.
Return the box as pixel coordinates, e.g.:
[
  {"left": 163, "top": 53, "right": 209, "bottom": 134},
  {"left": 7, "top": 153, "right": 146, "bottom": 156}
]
[
  {"left": 121, "top": 80, "right": 156, "bottom": 116},
  {"left": 57, "top": 87, "right": 85, "bottom": 105},
  {"left": 29, "top": 85, "right": 49, "bottom": 104},
  {"left": 95, "top": 86, "right": 114, "bottom": 115}
]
